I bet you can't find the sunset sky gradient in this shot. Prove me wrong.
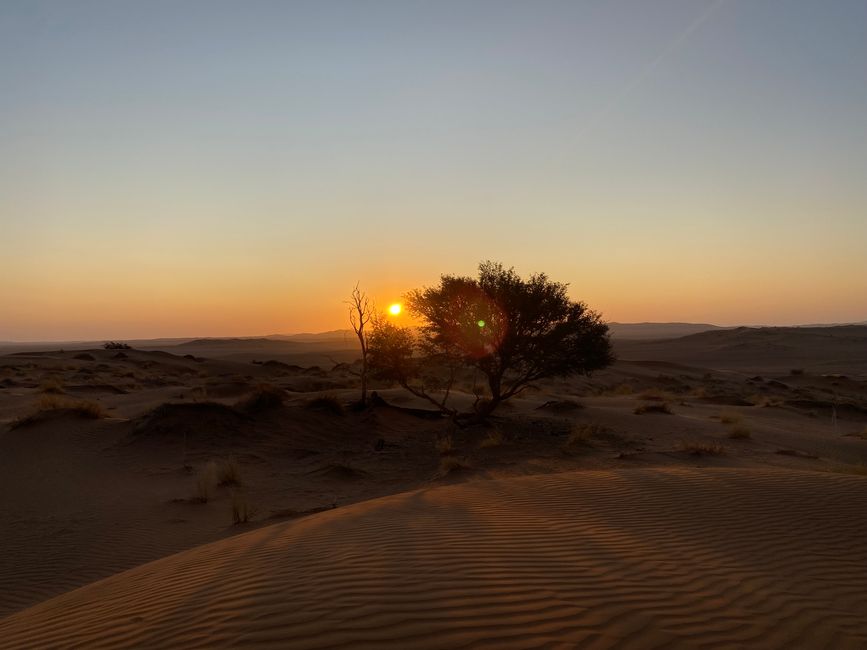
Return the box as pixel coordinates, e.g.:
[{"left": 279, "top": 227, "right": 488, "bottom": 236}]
[{"left": 2, "top": 0, "right": 866, "bottom": 340}]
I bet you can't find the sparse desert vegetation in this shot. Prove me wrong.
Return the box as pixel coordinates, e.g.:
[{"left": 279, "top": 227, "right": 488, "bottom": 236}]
[
  {"left": 231, "top": 490, "right": 255, "bottom": 524},
  {"left": 217, "top": 457, "right": 242, "bottom": 487},
  {"left": 193, "top": 461, "right": 218, "bottom": 503},
  {"left": 438, "top": 455, "right": 473, "bottom": 476},
  {"left": 727, "top": 425, "right": 752, "bottom": 439},
  {"left": 12, "top": 395, "right": 106, "bottom": 428},
  {"left": 478, "top": 429, "right": 505, "bottom": 449},
  {"left": 719, "top": 410, "right": 741, "bottom": 424},
  {"left": 236, "top": 383, "right": 286, "bottom": 413},
  {"left": 437, "top": 434, "right": 456, "bottom": 455},
  {"left": 634, "top": 402, "right": 673, "bottom": 415},
  {"left": 677, "top": 440, "right": 726, "bottom": 456},
  {"left": 304, "top": 395, "right": 344, "bottom": 415}
]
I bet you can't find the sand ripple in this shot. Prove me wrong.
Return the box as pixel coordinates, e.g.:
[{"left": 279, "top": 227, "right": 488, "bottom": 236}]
[{"left": 1, "top": 468, "right": 865, "bottom": 649}]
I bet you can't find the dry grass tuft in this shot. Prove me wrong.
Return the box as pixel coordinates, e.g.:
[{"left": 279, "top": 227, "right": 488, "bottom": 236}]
[
  {"left": 10, "top": 396, "right": 108, "bottom": 427},
  {"left": 438, "top": 456, "right": 472, "bottom": 476},
  {"left": 305, "top": 395, "right": 344, "bottom": 415},
  {"left": 193, "top": 461, "right": 218, "bottom": 503},
  {"left": 634, "top": 402, "right": 673, "bottom": 415},
  {"left": 565, "top": 422, "right": 608, "bottom": 448},
  {"left": 437, "top": 435, "right": 456, "bottom": 455},
  {"left": 478, "top": 429, "right": 505, "bottom": 449},
  {"left": 39, "top": 377, "right": 65, "bottom": 394},
  {"left": 677, "top": 440, "right": 725, "bottom": 456},
  {"left": 691, "top": 386, "right": 709, "bottom": 399},
  {"left": 719, "top": 410, "right": 741, "bottom": 424},
  {"left": 610, "top": 383, "right": 634, "bottom": 396},
  {"left": 750, "top": 394, "right": 783, "bottom": 408},
  {"left": 728, "top": 425, "right": 752, "bottom": 439},
  {"left": 217, "top": 456, "right": 242, "bottom": 486},
  {"left": 236, "top": 384, "right": 286, "bottom": 413},
  {"left": 231, "top": 490, "right": 255, "bottom": 524}
]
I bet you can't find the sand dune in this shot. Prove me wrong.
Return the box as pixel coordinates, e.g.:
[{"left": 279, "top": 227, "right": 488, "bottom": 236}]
[
  {"left": 617, "top": 325, "right": 867, "bottom": 373},
  {"left": 1, "top": 467, "right": 865, "bottom": 649}
]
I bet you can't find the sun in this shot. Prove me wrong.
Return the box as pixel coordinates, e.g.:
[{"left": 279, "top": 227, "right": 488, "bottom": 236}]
[{"left": 388, "top": 303, "right": 402, "bottom": 316}]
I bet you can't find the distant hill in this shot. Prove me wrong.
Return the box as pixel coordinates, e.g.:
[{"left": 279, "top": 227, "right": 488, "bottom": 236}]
[
  {"left": 172, "top": 337, "right": 297, "bottom": 348},
  {"left": 616, "top": 324, "right": 867, "bottom": 373},
  {"left": 607, "top": 322, "right": 724, "bottom": 340}
]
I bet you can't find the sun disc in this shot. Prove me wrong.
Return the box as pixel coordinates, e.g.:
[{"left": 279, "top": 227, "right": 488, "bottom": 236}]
[{"left": 388, "top": 303, "right": 402, "bottom": 315}]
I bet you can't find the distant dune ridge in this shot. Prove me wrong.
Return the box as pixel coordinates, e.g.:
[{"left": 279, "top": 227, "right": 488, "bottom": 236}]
[{"left": 0, "top": 468, "right": 864, "bottom": 648}]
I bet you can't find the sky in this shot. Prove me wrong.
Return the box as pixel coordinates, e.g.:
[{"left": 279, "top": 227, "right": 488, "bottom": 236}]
[{"left": 1, "top": 0, "right": 865, "bottom": 341}]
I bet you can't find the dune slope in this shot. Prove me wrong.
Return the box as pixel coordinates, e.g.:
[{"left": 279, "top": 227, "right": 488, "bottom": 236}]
[{"left": 1, "top": 468, "right": 865, "bottom": 649}]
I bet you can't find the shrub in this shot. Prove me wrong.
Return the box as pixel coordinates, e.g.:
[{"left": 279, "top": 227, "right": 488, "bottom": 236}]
[
  {"left": 611, "top": 383, "right": 634, "bottom": 396},
  {"left": 39, "top": 377, "right": 65, "bottom": 394},
  {"left": 677, "top": 440, "right": 725, "bottom": 456},
  {"left": 634, "top": 402, "right": 673, "bottom": 415},
  {"left": 790, "top": 368, "right": 805, "bottom": 376},
  {"left": 231, "top": 490, "right": 255, "bottom": 524},
  {"left": 437, "top": 434, "right": 456, "bottom": 455},
  {"left": 564, "top": 422, "right": 608, "bottom": 449},
  {"left": 305, "top": 395, "right": 344, "bottom": 415},
  {"left": 236, "top": 384, "right": 286, "bottom": 413},
  {"left": 438, "top": 456, "right": 472, "bottom": 476},
  {"left": 32, "top": 395, "right": 106, "bottom": 419},
  {"left": 217, "top": 457, "right": 242, "bottom": 486},
  {"left": 103, "top": 341, "right": 132, "bottom": 350},
  {"left": 750, "top": 394, "right": 782, "bottom": 408},
  {"left": 478, "top": 429, "right": 505, "bottom": 449}
]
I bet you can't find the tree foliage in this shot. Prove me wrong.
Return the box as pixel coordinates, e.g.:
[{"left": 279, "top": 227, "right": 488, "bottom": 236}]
[{"left": 369, "top": 261, "right": 613, "bottom": 418}]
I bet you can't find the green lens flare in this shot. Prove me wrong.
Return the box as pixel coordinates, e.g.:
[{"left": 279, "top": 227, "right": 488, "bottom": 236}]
[{"left": 477, "top": 320, "right": 485, "bottom": 328}]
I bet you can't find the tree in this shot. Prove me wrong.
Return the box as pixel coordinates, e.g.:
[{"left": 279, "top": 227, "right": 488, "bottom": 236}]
[
  {"left": 347, "top": 284, "right": 374, "bottom": 406},
  {"left": 369, "top": 261, "right": 613, "bottom": 418}
]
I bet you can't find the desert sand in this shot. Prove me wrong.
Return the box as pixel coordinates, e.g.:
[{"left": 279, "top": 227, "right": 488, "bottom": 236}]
[{"left": 1, "top": 325, "right": 866, "bottom": 647}]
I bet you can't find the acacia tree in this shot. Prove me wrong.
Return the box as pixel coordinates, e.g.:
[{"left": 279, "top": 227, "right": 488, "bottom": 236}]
[
  {"left": 369, "top": 261, "right": 613, "bottom": 418},
  {"left": 347, "top": 284, "right": 374, "bottom": 406}
]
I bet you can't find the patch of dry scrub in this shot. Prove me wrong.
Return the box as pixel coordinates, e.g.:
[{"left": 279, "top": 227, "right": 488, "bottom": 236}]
[
  {"left": 217, "top": 457, "right": 242, "bottom": 486},
  {"left": 437, "top": 435, "right": 456, "bottom": 455},
  {"left": 564, "top": 422, "right": 608, "bottom": 449},
  {"left": 634, "top": 402, "right": 673, "bottom": 415},
  {"left": 305, "top": 395, "right": 344, "bottom": 415},
  {"left": 192, "top": 461, "right": 218, "bottom": 503},
  {"left": 12, "top": 396, "right": 106, "bottom": 428},
  {"left": 478, "top": 429, "right": 505, "bottom": 449},
  {"left": 438, "top": 456, "right": 472, "bottom": 476},
  {"left": 719, "top": 410, "right": 741, "bottom": 424},
  {"left": 677, "top": 440, "right": 725, "bottom": 456},
  {"left": 39, "top": 377, "right": 65, "bottom": 394},
  {"left": 231, "top": 490, "right": 256, "bottom": 524},
  {"left": 236, "top": 384, "right": 286, "bottom": 413},
  {"left": 727, "top": 424, "right": 752, "bottom": 439}
]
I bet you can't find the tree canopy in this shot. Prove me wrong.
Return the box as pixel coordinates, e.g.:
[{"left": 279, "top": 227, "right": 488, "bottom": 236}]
[{"left": 369, "top": 261, "right": 613, "bottom": 418}]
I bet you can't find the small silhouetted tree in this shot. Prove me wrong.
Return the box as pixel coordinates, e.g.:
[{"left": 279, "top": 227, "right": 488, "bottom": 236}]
[
  {"left": 369, "top": 261, "right": 613, "bottom": 418},
  {"left": 347, "top": 284, "right": 374, "bottom": 406}
]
